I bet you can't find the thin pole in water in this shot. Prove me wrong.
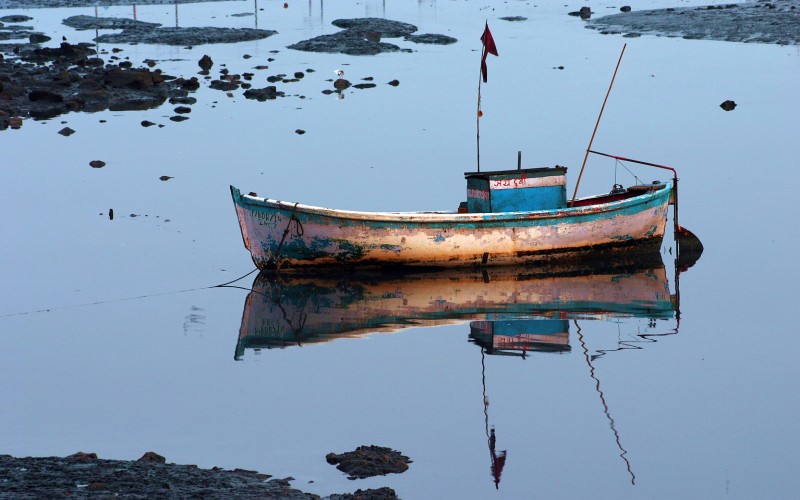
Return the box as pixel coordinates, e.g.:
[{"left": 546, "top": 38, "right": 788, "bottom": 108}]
[
  {"left": 571, "top": 43, "right": 627, "bottom": 205},
  {"left": 477, "top": 62, "right": 483, "bottom": 172}
]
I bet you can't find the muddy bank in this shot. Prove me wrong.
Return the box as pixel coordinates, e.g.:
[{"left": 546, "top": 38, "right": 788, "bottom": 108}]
[
  {"left": 0, "top": 452, "right": 400, "bottom": 499},
  {"left": 587, "top": 0, "right": 800, "bottom": 45}
]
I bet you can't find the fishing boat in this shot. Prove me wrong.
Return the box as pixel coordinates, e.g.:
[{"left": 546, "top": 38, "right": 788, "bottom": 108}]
[
  {"left": 230, "top": 163, "right": 675, "bottom": 271},
  {"left": 231, "top": 32, "right": 700, "bottom": 272}
]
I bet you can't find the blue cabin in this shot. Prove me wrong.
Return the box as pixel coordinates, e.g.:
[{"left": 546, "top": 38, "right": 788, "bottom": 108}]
[{"left": 464, "top": 166, "right": 567, "bottom": 213}]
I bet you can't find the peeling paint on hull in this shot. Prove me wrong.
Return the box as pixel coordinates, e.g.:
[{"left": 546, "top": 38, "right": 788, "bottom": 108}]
[{"left": 230, "top": 184, "right": 672, "bottom": 270}]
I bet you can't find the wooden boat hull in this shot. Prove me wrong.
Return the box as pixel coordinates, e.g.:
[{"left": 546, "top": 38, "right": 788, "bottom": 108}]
[{"left": 230, "top": 183, "right": 672, "bottom": 270}]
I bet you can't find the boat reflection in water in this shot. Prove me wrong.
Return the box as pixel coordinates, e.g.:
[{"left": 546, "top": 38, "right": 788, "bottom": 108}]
[
  {"left": 235, "top": 255, "right": 684, "bottom": 487},
  {"left": 235, "top": 255, "right": 677, "bottom": 358}
]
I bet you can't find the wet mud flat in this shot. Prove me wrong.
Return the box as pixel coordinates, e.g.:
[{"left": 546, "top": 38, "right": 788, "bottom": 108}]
[
  {"left": 0, "top": 451, "right": 401, "bottom": 499},
  {"left": 587, "top": 0, "right": 800, "bottom": 45}
]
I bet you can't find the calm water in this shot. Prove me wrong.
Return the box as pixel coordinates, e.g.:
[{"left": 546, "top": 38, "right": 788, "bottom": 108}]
[{"left": 2, "top": 0, "right": 799, "bottom": 498}]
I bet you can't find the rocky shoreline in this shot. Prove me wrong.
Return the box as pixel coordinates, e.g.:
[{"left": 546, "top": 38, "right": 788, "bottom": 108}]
[{"left": 0, "top": 450, "right": 403, "bottom": 499}]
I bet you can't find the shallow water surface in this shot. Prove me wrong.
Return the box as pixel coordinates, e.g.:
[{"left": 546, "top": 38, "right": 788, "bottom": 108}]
[{"left": 2, "top": 0, "right": 799, "bottom": 498}]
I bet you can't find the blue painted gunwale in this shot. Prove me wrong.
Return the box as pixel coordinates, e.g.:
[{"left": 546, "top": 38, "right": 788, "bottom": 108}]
[{"left": 232, "top": 184, "right": 671, "bottom": 229}]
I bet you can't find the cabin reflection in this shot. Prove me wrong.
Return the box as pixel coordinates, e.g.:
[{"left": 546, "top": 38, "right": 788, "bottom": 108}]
[{"left": 234, "top": 255, "right": 677, "bottom": 360}]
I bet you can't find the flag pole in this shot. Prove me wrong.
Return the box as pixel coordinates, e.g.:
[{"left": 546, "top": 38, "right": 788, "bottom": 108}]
[
  {"left": 477, "top": 47, "right": 484, "bottom": 172},
  {"left": 570, "top": 43, "right": 626, "bottom": 205}
]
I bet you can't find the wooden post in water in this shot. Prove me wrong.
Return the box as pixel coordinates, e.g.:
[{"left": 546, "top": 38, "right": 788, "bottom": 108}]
[{"left": 571, "top": 44, "right": 626, "bottom": 205}]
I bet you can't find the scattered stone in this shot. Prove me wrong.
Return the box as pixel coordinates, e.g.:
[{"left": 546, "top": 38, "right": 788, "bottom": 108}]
[
  {"left": 58, "top": 126, "right": 75, "bottom": 136},
  {"left": 89, "top": 160, "right": 105, "bottom": 168},
  {"left": 387, "top": 79, "right": 399, "bottom": 86},
  {"left": 243, "top": 85, "right": 285, "bottom": 101},
  {"left": 198, "top": 54, "right": 213, "bottom": 71},
  {"left": 326, "top": 487, "right": 399, "bottom": 500},
  {"left": 720, "top": 99, "right": 737, "bottom": 111},
  {"left": 568, "top": 7, "right": 592, "bottom": 20},
  {"left": 159, "top": 175, "right": 173, "bottom": 181},
  {"left": 499, "top": 16, "right": 528, "bottom": 22},
  {"left": 325, "top": 446, "right": 412, "bottom": 480},
  {"left": 294, "top": 71, "right": 305, "bottom": 79},
  {"left": 109, "top": 208, "right": 114, "bottom": 220},
  {"left": 352, "top": 83, "right": 376, "bottom": 89},
  {"left": 138, "top": 451, "right": 166, "bottom": 463},
  {"left": 28, "top": 33, "right": 50, "bottom": 43},
  {"left": 243, "top": 53, "right": 252, "bottom": 59},
  {"left": 170, "top": 115, "right": 189, "bottom": 122},
  {"left": 174, "top": 105, "right": 191, "bottom": 114},
  {"left": 67, "top": 452, "right": 97, "bottom": 461},
  {"left": 405, "top": 33, "right": 457, "bottom": 45},
  {"left": 170, "top": 96, "right": 197, "bottom": 105},
  {"left": 209, "top": 79, "right": 239, "bottom": 91},
  {"left": 295, "top": 129, "right": 305, "bottom": 134},
  {"left": 333, "top": 78, "right": 351, "bottom": 90},
  {"left": 620, "top": 6, "right": 632, "bottom": 13},
  {"left": 141, "top": 120, "right": 156, "bottom": 127}
]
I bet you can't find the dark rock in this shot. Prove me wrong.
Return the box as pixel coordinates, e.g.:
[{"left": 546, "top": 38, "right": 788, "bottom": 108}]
[
  {"left": 209, "top": 79, "right": 239, "bottom": 91},
  {"left": 295, "top": 129, "right": 305, "bottom": 134},
  {"left": 138, "top": 451, "right": 166, "bottom": 463},
  {"left": 28, "top": 33, "right": 50, "bottom": 43},
  {"left": 198, "top": 54, "right": 213, "bottom": 70},
  {"left": 499, "top": 16, "right": 528, "bottom": 22},
  {"left": 568, "top": 7, "right": 592, "bottom": 19},
  {"left": 720, "top": 99, "right": 737, "bottom": 111},
  {"left": 327, "top": 487, "right": 399, "bottom": 500},
  {"left": 159, "top": 175, "right": 173, "bottom": 181},
  {"left": 67, "top": 452, "right": 98, "bottom": 461},
  {"left": 243, "top": 85, "right": 285, "bottom": 101},
  {"left": 58, "top": 126, "right": 75, "bottom": 136},
  {"left": 89, "top": 160, "right": 105, "bottom": 168},
  {"left": 141, "top": 120, "right": 156, "bottom": 127},
  {"left": 387, "top": 79, "right": 400, "bottom": 86},
  {"left": 294, "top": 71, "right": 305, "bottom": 79},
  {"left": 620, "top": 6, "right": 632, "bottom": 13},
  {"left": 352, "top": 83, "right": 376, "bottom": 89},
  {"left": 118, "top": 60, "right": 133, "bottom": 69},
  {"left": 333, "top": 78, "right": 351, "bottom": 90},
  {"left": 29, "top": 89, "right": 63, "bottom": 103},
  {"left": 104, "top": 68, "right": 158, "bottom": 89},
  {"left": 325, "top": 446, "right": 412, "bottom": 480},
  {"left": 170, "top": 115, "right": 189, "bottom": 122},
  {"left": 170, "top": 96, "right": 197, "bottom": 105},
  {"left": 404, "top": 33, "right": 457, "bottom": 45},
  {"left": 174, "top": 105, "right": 191, "bottom": 114},
  {"left": 109, "top": 96, "right": 165, "bottom": 111}
]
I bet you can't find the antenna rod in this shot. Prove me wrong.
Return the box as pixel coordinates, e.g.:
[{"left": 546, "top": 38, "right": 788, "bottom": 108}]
[{"left": 570, "top": 43, "right": 627, "bottom": 205}]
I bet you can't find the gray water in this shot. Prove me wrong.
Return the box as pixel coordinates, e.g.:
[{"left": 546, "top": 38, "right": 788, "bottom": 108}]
[{"left": 2, "top": 0, "right": 799, "bottom": 498}]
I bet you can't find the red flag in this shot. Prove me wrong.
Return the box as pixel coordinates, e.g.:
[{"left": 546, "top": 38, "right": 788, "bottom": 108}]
[{"left": 480, "top": 22, "right": 499, "bottom": 83}]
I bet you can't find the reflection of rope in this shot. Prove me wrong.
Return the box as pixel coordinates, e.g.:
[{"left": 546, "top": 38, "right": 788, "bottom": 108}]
[{"left": 575, "top": 320, "right": 636, "bottom": 485}]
